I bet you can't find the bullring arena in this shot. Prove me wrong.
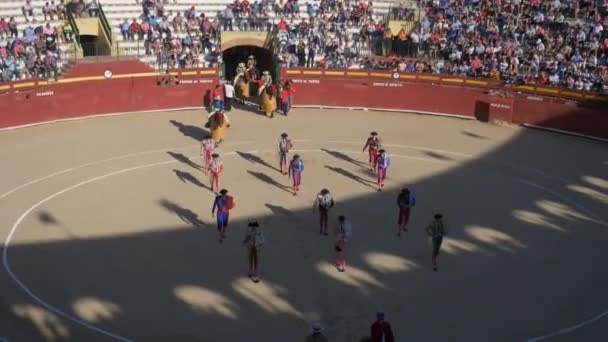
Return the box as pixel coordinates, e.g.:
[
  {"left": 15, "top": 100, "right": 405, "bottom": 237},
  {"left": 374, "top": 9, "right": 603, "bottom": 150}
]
[{"left": 0, "top": 64, "right": 607, "bottom": 342}]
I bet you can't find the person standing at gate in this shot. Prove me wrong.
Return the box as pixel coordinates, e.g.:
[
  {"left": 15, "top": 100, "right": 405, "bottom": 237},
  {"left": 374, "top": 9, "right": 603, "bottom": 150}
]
[
  {"left": 209, "top": 153, "right": 224, "bottom": 193},
  {"left": 200, "top": 133, "right": 216, "bottom": 170},
  {"left": 313, "top": 188, "right": 334, "bottom": 235},
  {"left": 425, "top": 213, "right": 447, "bottom": 271},
  {"left": 242, "top": 220, "right": 264, "bottom": 283},
  {"left": 362, "top": 131, "right": 381, "bottom": 171},
  {"left": 278, "top": 133, "right": 293, "bottom": 174},
  {"left": 375, "top": 149, "right": 390, "bottom": 191},
  {"left": 212, "top": 189, "right": 235, "bottom": 242},
  {"left": 396, "top": 187, "right": 416, "bottom": 236},
  {"left": 334, "top": 215, "right": 352, "bottom": 272},
  {"left": 288, "top": 154, "right": 304, "bottom": 195},
  {"left": 224, "top": 80, "right": 235, "bottom": 111}
]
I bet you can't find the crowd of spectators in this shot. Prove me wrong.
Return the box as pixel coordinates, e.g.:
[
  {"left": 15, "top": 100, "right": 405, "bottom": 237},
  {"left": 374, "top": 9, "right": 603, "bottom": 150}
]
[
  {"left": 120, "top": 0, "right": 222, "bottom": 69},
  {"left": 0, "top": 0, "right": 74, "bottom": 82},
  {"left": 273, "top": 0, "right": 385, "bottom": 69},
  {"left": 291, "top": 0, "right": 607, "bottom": 93},
  {"left": 270, "top": 0, "right": 608, "bottom": 93}
]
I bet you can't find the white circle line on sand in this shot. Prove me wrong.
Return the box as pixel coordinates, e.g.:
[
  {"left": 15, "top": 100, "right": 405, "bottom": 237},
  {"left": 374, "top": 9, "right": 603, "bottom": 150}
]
[
  {"left": 3, "top": 148, "right": 445, "bottom": 341},
  {"left": 0, "top": 140, "right": 259, "bottom": 202},
  {"left": 3, "top": 146, "right": 604, "bottom": 341},
  {"left": 526, "top": 310, "right": 608, "bottom": 342}
]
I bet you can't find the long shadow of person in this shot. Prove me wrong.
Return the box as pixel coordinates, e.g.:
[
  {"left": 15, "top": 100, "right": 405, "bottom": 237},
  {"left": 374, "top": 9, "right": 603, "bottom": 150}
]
[
  {"left": 424, "top": 151, "right": 453, "bottom": 161},
  {"left": 173, "top": 169, "right": 212, "bottom": 191},
  {"left": 169, "top": 120, "right": 208, "bottom": 142},
  {"left": 265, "top": 203, "right": 299, "bottom": 222},
  {"left": 167, "top": 151, "right": 204, "bottom": 171},
  {"left": 237, "top": 151, "right": 279, "bottom": 172},
  {"left": 247, "top": 170, "right": 292, "bottom": 193},
  {"left": 158, "top": 199, "right": 205, "bottom": 228},
  {"left": 324, "top": 165, "right": 376, "bottom": 189},
  {"left": 321, "top": 148, "right": 367, "bottom": 168}
]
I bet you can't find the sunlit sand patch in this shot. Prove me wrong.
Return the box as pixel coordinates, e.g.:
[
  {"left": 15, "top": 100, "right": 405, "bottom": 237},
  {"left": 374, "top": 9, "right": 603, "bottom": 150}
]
[
  {"left": 232, "top": 278, "right": 303, "bottom": 318},
  {"left": 363, "top": 252, "right": 419, "bottom": 273},
  {"left": 513, "top": 209, "right": 564, "bottom": 232},
  {"left": 72, "top": 297, "right": 122, "bottom": 323},
  {"left": 12, "top": 304, "right": 70, "bottom": 341},
  {"left": 174, "top": 285, "right": 239, "bottom": 319},
  {"left": 536, "top": 200, "right": 596, "bottom": 222},
  {"left": 567, "top": 185, "right": 608, "bottom": 205},
  {"left": 316, "top": 262, "right": 385, "bottom": 293},
  {"left": 440, "top": 238, "right": 482, "bottom": 255},
  {"left": 466, "top": 226, "right": 526, "bottom": 252},
  {"left": 582, "top": 176, "right": 608, "bottom": 190}
]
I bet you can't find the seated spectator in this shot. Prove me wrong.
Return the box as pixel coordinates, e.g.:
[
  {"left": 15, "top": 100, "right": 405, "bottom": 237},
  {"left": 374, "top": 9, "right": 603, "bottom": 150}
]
[
  {"left": 22, "top": 0, "right": 34, "bottom": 23},
  {"left": 0, "top": 18, "right": 8, "bottom": 40},
  {"left": 120, "top": 19, "right": 130, "bottom": 41},
  {"left": 43, "top": 2, "right": 56, "bottom": 21},
  {"left": 87, "top": 0, "right": 98, "bottom": 18},
  {"left": 130, "top": 19, "right": 143, "bottom": 41}
]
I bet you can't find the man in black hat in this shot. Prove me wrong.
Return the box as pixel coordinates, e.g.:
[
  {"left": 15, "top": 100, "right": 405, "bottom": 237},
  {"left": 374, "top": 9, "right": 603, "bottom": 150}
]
[
  {"left": 278, "top": 132, "right": 293, "bottom": 174},
  {"left": 362, "top": 131, "right": 381, "bottom": 171},
  {"left": 212, "top": 189, "right": 234, "bottom": 242},
  {"left": 425, "top": 213, "right": 447, "bottom": 271}
]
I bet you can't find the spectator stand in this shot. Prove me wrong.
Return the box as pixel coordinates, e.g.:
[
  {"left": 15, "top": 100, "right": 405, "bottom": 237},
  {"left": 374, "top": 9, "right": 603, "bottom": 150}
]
[
  {"left": 0, "top": 0, "right": 78, "bottom": 82},
  {"left": 97, "top": 0, "right": 400, "bottom": 71},
  {"left": 271, "top": 0, "right": 398, "bottom": 69}
]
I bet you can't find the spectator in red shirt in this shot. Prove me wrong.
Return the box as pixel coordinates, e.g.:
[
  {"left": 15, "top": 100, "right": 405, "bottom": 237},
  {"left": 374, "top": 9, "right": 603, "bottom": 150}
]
[
  {"left": 129, "top": 19, "right": 142, "bottom": 41},
  {"left": 370, "top": 312, "right": 394, "bottom": 342},
  {"left": 0, "top": 17, "right": 8, "bottom": 39},
  {"left": 280, "top": 87, "right": 289, "bottom": 115},
  {"left": 278, "top": 18, "right": 287, "bottom": 31}
]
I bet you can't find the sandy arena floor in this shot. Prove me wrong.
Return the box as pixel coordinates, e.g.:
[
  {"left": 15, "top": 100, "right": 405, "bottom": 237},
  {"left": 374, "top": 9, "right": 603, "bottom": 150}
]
[{"left": 0, "top": 107, "right": 607, "bottom": 342}]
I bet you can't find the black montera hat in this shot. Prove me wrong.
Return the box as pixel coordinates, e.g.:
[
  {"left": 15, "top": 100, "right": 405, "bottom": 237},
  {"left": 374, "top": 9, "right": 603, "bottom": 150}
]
[
  {"left": 434, "top": 213, "right": 443, "bottom": 219},
  {"left": 371, "top": 131, "right": 378, "bottom": 135},
  {"left": 378, "top": 149, "right": 385, "bottom": 153},
  {"left": 220, "top": 189, "right": 228, "bottom": 194},
  {"left": 281, "top": 132, "right": 288, "bottom": 137},
  {"left": 212, "top": 153, "right": 219, "bottom": 158}
]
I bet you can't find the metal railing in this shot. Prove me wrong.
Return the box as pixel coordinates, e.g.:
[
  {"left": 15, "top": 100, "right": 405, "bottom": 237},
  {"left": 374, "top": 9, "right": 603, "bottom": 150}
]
[{"left": 98, "top": 3, "right": 113, "bottom": 44}]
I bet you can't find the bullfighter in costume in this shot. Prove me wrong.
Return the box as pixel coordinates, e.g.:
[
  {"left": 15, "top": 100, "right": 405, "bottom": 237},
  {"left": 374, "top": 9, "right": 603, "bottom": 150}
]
[
  {"left": 233, "top": 62, "right": 247, "bottom": 86},
  {"left": 258, "top": 70, "right": 272, "bottom": 96},
  {"left": 234, "top": 62, "right": 251, "bottom": 101},
  {"left": 260, "top": 71, "right": 277, "bottom": 117}
]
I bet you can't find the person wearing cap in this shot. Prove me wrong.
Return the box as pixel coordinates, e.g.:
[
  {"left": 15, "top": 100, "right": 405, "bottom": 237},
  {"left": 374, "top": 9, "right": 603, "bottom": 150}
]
[
  {"left": 425, "top": 213, "right": 447, "bottom": 271},
  {"left": 375, "top": 149, "right": 390, "bottom": 191},
  {"left": 362, "top": 131, "right": 381, "bottom": 171},
  {"left": 288, "top": 154, "right": 304, "bottom": 195},
  {"left": 313, "top": 188, "right": 335, "bottom": 235},
  {"left": 208, "top": 153, "right": 224, "bottom": 192},
  {"left": 370, "top": 312, "right": 395, "bottom": 342},
  {"left": 278, "top": 133, "right": 293, "bottom": 174},
  {"left": 397, "top": 187, "right": 416, "bottom": 236},
  {"left": 243, "top": 221, "right": 264, "bottom": 282},
  {"left": 212, "top": 189, "right": 234, "bottom": 242},
  {"left": 334, "top": 215, "right": 352, "bottom": 272},
  {"left": 200, "top": 133, "right": 216, "bottom": 170},
  {"left": 305, "top": 322, "right": 328, "bottom": 342}
]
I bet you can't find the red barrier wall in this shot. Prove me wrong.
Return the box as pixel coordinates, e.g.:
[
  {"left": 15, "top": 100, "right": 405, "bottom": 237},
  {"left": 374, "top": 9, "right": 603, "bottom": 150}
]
[
  {"left": 0, "top": 71, "right": 219, "bottom": 128},
  {"left": 0, "top": 66, "right": 606, "bottom": 142},
  {"left": 281, "top": 69, "right": 608, "bottom": 140}
]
